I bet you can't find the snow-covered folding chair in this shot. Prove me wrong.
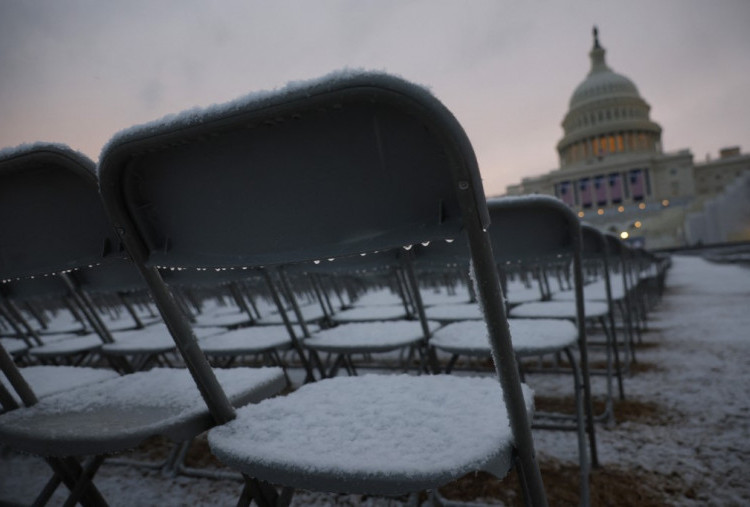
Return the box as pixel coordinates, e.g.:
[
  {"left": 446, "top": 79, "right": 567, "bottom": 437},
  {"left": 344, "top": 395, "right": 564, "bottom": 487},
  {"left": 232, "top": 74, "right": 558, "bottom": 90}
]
[
  {"left": 0, "top": 143, "right": 286, "bottom": 506},
  {"left": 481, "top": 196, "right": 601, "bottom": 464},
  {"left": 98, "top": 71, "right": 547, "bottom": 505},
  {"left": 419, "top": 205, "right": 591, "bottom": 504}
]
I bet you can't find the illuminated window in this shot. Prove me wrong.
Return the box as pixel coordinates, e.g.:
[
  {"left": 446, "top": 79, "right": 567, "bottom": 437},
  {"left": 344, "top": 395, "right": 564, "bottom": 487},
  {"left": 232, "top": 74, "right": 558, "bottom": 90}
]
[
  {"left": 616, "top": 135, "right": 624, "bottom": 152},
  {"left": 608, "top": 136, "right": 616, "bottom": 152}
]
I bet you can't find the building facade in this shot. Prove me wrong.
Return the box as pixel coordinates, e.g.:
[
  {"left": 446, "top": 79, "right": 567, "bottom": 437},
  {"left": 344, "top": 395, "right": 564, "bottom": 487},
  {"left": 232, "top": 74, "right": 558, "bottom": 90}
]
[{"left": 505, "top": 29, "right": 750, "bottom": 248}]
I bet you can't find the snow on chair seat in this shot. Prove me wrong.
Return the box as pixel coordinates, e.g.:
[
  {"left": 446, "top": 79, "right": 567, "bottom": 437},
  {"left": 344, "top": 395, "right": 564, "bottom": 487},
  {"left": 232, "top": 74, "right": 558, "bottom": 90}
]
[
  {"left": 199, "top": 325, "right": 293, "bottom": 356},
  {"left": 208, "top": 374, "right": 534, "bottom": 496},
  {"left": 1, "top": 366, "right": 118, "bottom": 409},
  {"left": 425, "top": 302, "right": 483, "bottom": 322},
  {"left": 432, "top": 318, "right": 578, "bottom": 358},
  {"left": 0, "top": 338, "right": 28, "bottom": 357},
  {"left": 0, "top": 367, "right": 286, "bottom": 457},
  {"left": 304, "top": 320, "right": 440, "bottom": 354},
  {"left": 102, "top": 324, "right": 177, "bottom": 356},
  {"left": 510, "top": 300, "right": 610, "bottom": 320},
  {"left": 332, "top": 305, "right": 407, "bottom": 323},
  {"left": 28, "top": 335, "right": 103, "bottom": 359}
]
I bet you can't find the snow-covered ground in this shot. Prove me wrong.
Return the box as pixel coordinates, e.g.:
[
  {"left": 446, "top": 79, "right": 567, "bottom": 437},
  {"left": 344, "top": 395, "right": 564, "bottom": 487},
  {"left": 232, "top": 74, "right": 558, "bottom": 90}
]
[{"left": 1, "top": 255, "right": 749, "bottom": 505}]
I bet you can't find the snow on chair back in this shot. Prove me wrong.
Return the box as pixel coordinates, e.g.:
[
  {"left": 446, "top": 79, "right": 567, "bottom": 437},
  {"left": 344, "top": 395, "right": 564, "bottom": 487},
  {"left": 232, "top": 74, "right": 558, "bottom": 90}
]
[{"left": 0, "top": 144, "right": 120, "bottom": 281}]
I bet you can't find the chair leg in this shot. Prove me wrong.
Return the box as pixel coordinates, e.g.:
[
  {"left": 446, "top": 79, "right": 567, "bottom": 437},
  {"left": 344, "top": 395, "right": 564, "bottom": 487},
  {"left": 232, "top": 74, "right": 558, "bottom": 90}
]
[
  {"left": 62, "top": 455, "right": 106, "bottom": 507},
  {"left": 563, "top": 347, "right": 590, "bottom": 507},
  {"left": 41, "top": 457, "right": 108, "bottom": 507},
  {"left": 240, "top": 476, "right": 292, "bottom": 507},
  {"left": 599, "top": 316, "right": 625, "bottom": 402},
  {"left": 33, "top": 470, "right": 63, "bottom": 506}
]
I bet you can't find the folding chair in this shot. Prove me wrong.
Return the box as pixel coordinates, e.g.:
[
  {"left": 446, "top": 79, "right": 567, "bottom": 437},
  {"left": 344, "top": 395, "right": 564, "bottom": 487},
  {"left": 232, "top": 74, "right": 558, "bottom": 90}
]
[
  {"left": 477, "top": 196, "right": 601, "bottom": 455},
  {"left": 0, "top": 143, "right": 286, "bottom": 505},
  {"left": 418, "top": 200, "right": 592, "bottom": 504},
  {"left": 99, "top": 71, "right": 547, "bottom": 505}
]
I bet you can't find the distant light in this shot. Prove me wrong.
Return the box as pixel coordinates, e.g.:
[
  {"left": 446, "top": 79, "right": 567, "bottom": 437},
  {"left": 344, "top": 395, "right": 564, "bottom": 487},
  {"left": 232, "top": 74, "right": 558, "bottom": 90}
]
[
  {"left": 578, "top": 211, "right": 585, "bottom": 218},
  {"left": 597, "top": 208, "right": 604, "bottom": 215},
  {"left": 662, "top": 199, "right": 670, "bottom": 207},
  {"left": 617, "top": 206, "right": 625, "bottom": 213},
  {"left": 620, "top": 231, "right": 630, "bottom": 239},
  {"left": 634, "top": 221, "right": 642, "bottom": 228},
  {"left": 638, "top": 202, "right": 646, "bottom": 210}
]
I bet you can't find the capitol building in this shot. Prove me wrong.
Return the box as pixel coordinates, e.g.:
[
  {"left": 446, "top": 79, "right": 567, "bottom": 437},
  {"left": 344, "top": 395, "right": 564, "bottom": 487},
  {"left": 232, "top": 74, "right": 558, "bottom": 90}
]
[{"left": 505, "top": 29, "right": 750, "bottom": 249}]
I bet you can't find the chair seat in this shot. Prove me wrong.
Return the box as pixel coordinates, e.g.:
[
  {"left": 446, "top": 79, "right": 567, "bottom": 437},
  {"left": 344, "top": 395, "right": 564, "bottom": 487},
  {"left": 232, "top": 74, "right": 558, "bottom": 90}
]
[
  {"left": 101, "top": 325, "right": 176, "bottom": 355},
  {"left": 304, "top": 321, "right": 440, "bottom": 354},
  {"left": 29, "top": 335, "right": 103, "bottom": 358},
  {"left": 192, "top": 310, "right": 252, "bottom": 328},
  {"left": 0, "top": 338, "right": 28, "bottom": 356},
  {"left": 208, "top": 374, "right": 533, "bottom": 495},
  {"left": 263, "top": 304, "right": 326, "bottom": 325},
  {"left": 509, "top": 300, "right": 610, "bottom": 319},
  {"left": 425, "top": 303, "right": 483, "bottom": 322},
  {"left": 333, "top": 305, "right": 407, "bottom": 323},
  {"left": 0, "top": 367, "right": 285, "bottom": 457},
  {"left": 420, "top": 291, "right": 471, "bottom": 307},
  {"left": 1, "top": 366, "right": 119, "bottom": 405},
  {"left": 351, "top": 290, "right": 404, "bottom": 307},
  {"left": 553, "top": 280, "right": 626, "bottom": 302},
  {"left": 432, "top": 319, "right": 578, "bottom": 357},
  {"left": 199, "top": 326, "right": 292, "bottom": 356},
  {"left": 506, "top": 288, "right": 543, "bottom": 305}
]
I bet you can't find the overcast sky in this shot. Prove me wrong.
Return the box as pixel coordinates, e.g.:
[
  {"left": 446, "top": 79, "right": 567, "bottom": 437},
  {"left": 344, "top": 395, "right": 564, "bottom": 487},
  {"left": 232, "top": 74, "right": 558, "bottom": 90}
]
[{"left": 1, "top": 0, "right": 749, "bottom": 196}]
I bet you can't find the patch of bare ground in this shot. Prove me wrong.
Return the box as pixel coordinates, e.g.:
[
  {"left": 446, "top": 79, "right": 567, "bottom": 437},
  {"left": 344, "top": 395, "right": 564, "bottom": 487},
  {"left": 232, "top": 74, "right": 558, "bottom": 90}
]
[
  {"left": 585, "top": 360, "right": 663, "bottom": 374},
  {"left": 183, "top": 434, "right": 230, "bottom": 469},
  {"left": 534, "top": 395, "right": 681, "bottom": 425},
  {"left": 438, "top": 458, "right": 695, "bottom": 506}
]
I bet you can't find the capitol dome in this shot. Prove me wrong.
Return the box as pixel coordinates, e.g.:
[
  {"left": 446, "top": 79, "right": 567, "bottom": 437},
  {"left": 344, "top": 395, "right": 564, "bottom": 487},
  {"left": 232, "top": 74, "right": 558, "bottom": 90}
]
[{"left": 557, "top": 28, "right": 662, "bottom": 168}]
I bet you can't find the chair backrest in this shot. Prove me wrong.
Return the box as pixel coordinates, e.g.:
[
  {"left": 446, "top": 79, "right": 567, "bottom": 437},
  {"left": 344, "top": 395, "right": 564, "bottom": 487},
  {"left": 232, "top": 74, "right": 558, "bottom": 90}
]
[
  {"left": 99, "top": 72, "right": 488, "bottom": 271},
  {"left": 0, "top": 144, "right": 121, "bottom": 282},
  {"left": 486, "top": 196, "right": 579, "bottom": 263},
  {"left": 0, "top": 144, "right": 113, "bottom": 408},
  {"left": 97, "top": 72, "right": 545, "bottom": 499}
]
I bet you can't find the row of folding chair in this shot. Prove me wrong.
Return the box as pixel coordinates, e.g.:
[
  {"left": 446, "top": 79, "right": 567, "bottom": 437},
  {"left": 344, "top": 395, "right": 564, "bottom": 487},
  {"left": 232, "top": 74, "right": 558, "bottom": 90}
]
[{"left": 1, "top": 72, "right": 549, "bottom": 505}]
